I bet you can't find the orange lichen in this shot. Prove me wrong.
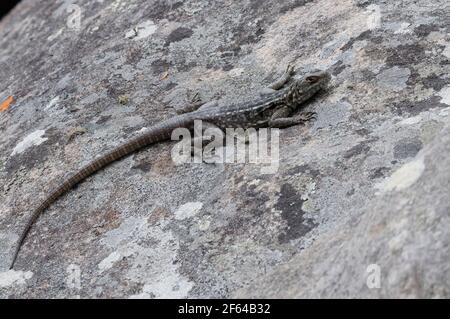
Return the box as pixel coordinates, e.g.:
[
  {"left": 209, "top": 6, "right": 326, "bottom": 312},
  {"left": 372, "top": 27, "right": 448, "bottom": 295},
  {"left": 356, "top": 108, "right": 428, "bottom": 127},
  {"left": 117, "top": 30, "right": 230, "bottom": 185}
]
[{"left": 0, "top": 95, "right": 13, "bottom": 112}]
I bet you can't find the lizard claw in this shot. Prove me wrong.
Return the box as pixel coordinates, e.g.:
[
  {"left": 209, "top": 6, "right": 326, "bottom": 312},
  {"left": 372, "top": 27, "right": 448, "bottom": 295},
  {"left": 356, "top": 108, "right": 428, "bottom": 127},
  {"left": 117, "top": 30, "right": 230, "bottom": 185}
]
[
  {"left": 189, "top": 91, "right": 202, "bottom": 104},
  {"left": 176, "top": 91, "right": 205, "bottom": 114},
  {"left": 295, "top": 111, "right": 317, "bottom": 123}
]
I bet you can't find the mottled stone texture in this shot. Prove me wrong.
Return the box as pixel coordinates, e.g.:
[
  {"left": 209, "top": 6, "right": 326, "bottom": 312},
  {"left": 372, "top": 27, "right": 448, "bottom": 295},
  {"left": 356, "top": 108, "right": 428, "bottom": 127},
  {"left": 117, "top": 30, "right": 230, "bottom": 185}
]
[{"left": 0, "top": 0, "right": 449, "bottom": 298}]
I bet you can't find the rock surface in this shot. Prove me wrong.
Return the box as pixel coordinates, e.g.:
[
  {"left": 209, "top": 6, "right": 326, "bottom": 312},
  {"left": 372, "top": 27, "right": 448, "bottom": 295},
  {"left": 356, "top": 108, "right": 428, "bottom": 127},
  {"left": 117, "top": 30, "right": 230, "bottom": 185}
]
[{"left": 0, "top": 0, "right": 449, "bottom": 298}]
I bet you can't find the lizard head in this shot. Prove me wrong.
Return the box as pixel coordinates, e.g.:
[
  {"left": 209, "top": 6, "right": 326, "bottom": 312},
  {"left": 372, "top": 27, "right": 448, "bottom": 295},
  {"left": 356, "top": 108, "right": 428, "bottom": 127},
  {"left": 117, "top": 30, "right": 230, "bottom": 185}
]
[
  {"left": 298, "top": 70, "right": 331, "bottom": 90},
  {"left": 285, "top": 70, "right": 331, "bottom": 106}
]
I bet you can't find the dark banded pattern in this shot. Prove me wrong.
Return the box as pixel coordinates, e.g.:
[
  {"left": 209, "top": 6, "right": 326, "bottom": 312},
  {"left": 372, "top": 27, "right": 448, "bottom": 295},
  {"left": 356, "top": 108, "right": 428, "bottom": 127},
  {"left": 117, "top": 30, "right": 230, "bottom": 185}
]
[
  {"left": 9, "top": 113, "right": 193, "bottom": 269},
  {"left": 10, "top": 70, "right": 331, "bottom": 269}
]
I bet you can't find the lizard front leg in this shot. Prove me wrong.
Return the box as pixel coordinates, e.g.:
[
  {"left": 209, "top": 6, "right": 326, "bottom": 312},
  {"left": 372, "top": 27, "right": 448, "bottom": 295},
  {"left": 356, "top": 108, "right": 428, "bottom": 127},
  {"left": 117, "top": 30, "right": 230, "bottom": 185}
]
[
  {"left": 194, "top": 121, "right": 224, "bottom": 163},
  {"left": 268, "top": 106, "right": 316, "bottom": 128}
]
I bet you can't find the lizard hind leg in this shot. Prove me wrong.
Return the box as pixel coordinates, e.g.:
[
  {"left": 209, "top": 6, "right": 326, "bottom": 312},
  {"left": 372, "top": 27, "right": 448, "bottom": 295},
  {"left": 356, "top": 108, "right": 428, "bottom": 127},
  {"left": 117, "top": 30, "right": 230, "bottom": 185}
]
[
  {"left": 176, "top": 92, "right": 220, "bottom": 114},
  {"left": 175, "top": 91, "right": 204, "bottom": 114},
  {"left": 268, "top": 63, "right": 296, "bottom": 90}
]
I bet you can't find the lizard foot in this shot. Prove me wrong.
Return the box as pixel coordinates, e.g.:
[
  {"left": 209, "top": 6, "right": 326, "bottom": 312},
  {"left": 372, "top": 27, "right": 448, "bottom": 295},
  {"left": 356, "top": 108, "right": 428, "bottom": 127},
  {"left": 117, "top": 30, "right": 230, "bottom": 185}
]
[
  {"left": 285, "top": 63, "right": 295, "bottom": 76},
  {"left": 175, "top": 91, "right": 204, "bottom": 114},
  {"left": 294, "top": 111, "right": 317, "bottom": 123}
]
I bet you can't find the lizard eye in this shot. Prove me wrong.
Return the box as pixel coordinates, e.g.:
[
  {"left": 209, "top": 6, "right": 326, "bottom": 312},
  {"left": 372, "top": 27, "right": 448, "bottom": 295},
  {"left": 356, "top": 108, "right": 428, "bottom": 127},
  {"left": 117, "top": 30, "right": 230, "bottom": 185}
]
[{"left": 305, "top": 75, "right": 320, "bottom": 83}]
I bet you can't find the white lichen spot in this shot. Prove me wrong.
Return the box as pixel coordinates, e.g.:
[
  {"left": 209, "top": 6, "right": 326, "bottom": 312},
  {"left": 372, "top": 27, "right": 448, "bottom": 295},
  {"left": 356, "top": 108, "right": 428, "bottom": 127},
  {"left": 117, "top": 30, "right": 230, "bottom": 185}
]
[
  {"left": 394, "top": 22, "right": 411, "bottom": 34},
  {"left": 439, "top": 107, "right": 450, "bottom": 117},
  {"left": 0, "top": 270, "right": 33, "bottom": 288},
  {"left": 365, "top": 4, "right": 381, "bottom": 30},
  {"left": 101, "top": 217, "right": 147, "bottom": 248},
  {"left": 228, "top": 67, "right": 244, "bottom": 77},
  {"left": 174, "top": 202, "right": 203, "bottom": 220},
  {"left": 47, "top": 28, "right": 64, "bottom": 41},
  {"left": 438, "top": 86, "right": 450, "bottom": 105},
  {"left": 11, "top": 130, "right": 48, "bottom": 156},
  {"left": 375, "top": 156, "right": 425, "bottom": 193},
  {"left": 98, "top": 251, "right": 121, "bottom": 273},
  {"left": 98, "top": 247, "right": 135, "bottom": 273},
  {"left": 100, "top": 217, "right": 194, "bottom": 298},
  {"left": 398, "top": 115, "right": 422, "bottom": 126},
  {"left": 136, "top": 127, "right": 149, "bottom": 133},
  {"left": 442, "top": 43, "right": 450, "bottom": 59},
  {"left": 45, "top": 96, "right": 60, "bottom": 110},
  {"left": 247, "top": 178, "right": 261, "bottom": 186},
  {"left": 198, "top": 217, "right": 211, "bottom": 231},
  {"left": 125, "top": 20, "right": 157, "bottom": 41},
  {"left": 388, "top": 230, "right": 409, "bottom": 252}
]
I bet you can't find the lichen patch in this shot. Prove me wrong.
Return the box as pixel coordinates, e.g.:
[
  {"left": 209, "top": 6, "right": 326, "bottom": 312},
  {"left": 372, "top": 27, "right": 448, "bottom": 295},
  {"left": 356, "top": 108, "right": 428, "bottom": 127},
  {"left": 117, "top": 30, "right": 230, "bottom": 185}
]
[
  {"left": 10, "top": 130, "right": 48, "bottom": 156},
  {"left": 375, "top": 156, "right": 425, "bottom": 193}
]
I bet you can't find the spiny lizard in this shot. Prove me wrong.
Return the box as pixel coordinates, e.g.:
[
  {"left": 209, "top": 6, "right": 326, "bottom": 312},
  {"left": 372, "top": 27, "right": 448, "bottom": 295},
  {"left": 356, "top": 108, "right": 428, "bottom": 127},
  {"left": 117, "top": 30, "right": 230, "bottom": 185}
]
[{"left": 9, "top": 66, "right": 330, "bottom": 269}]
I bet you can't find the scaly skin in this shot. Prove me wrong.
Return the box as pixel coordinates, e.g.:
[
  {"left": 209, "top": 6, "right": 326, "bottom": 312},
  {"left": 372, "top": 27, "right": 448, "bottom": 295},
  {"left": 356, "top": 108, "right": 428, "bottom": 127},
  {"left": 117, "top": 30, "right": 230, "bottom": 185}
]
[{"left": 9, "top": 69, "right": 330, "bottom": 269}]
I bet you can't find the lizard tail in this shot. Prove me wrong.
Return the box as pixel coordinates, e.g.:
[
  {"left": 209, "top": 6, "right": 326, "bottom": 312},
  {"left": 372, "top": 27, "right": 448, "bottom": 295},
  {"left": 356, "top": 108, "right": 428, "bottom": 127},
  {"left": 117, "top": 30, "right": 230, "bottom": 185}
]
[{"left": 10, "top": 114, "right": 193, "bottom": 269}]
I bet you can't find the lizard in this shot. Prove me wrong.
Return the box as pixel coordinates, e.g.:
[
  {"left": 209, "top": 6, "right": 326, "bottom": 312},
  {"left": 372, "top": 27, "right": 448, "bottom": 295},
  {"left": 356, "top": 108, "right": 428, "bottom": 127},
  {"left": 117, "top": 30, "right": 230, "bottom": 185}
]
[{"left": 8, "top": 66, "right": 331, "bottom": 269}]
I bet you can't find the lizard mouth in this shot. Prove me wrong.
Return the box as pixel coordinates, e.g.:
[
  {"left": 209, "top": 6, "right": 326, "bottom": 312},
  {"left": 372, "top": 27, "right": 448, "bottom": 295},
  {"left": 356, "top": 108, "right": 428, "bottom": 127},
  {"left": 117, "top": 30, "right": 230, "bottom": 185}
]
[{"left": 305, "top": 75, "right": 322, "bottom": 83}]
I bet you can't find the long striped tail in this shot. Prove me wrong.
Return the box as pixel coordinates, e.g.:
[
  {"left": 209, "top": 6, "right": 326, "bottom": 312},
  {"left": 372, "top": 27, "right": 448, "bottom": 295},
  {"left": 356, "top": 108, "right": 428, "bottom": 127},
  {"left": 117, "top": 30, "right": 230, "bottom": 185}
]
[{"left": 9, "top": 114, "right": 193, "bottom": 269}]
